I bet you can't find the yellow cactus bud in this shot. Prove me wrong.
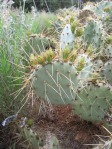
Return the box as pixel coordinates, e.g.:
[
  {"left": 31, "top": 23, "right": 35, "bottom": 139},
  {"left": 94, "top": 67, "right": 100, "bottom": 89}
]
[
  {"left": 69, "top": 50, "right": 77, "bottom": 63},
  {"left": 29, "top": 53, "right": 38, "bottom": 66},
  {"left": 105, "top": 35, "right": 112, "bottom": 44},
  {"left": 71, "top": 20, "right": 79, "bottom": 33},
  {"left": 45, "top": 48, "right": 55, "bottom": 63},
  {"left": 62, "top": 47, "right": 70, "bottom": 62},
  {"left": 77, "top": 57, "right": 85, "bottom": 71},
  {"left": 87, "top": 44, "right": 94, "bottom": 56},
  {"left": 37, "top": 53, "right": 45, "bottom": 65},
  {"left": 104, "top": 7, "right": 111, "bottom": 13},
  {"left": 75, "top": 27, "right": 84, "bottom": 37}
]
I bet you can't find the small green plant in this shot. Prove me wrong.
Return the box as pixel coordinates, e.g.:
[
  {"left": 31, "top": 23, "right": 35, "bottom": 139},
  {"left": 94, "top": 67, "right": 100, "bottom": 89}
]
[{"left": 45, "top": 132, "right": 62, "bottom": 149}]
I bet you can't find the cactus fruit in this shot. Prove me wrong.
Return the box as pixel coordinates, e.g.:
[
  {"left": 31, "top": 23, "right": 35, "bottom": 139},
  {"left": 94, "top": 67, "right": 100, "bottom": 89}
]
[
  {"left": 72, "top": 82, "right": 112, "bottom": 124},
  {"left": 60, "top": 24, "right": 74, "bottom": 50},
  {"left": 30, "top": 61, "right": 80, "bottom": 104}
]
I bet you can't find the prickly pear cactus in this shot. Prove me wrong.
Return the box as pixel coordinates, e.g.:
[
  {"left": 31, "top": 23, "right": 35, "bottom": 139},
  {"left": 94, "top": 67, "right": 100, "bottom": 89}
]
[
  {"left": 62, "top": 48, "right": 77, "bottom": 62},
  {"left": 104, "top": 10, "right": 112, "bottom": 33},
  {"left": 21, "top": 127, "right": 41, "bottom": 149},
  {"left": 30, "top": 61, "right": 80, "bottom": 104},
  {"left": 93, "top": 1, "right": 112, "bottom": 17},
  {"left": 76, "top": 54, "right": 93, "bottom": 80},
  {"left": 83, "top": 20, "right": 104, "bottom": 49},
  {"left": 29, "top": 48, "right": 55, "bottom": 66},
  {"left": 78, "top": 9, "right": 95, "bottom": 24},
  {"left": 100, "top": 61, "right": 112, "bottom": 85},
  {"left": 84, "top": 1, "right": 112, "bottom": 34},
  {"left": 72, "top": 82, "right": 112, "bottom": 124},
  {"left": 75, "top": 27, "right": 84, "bottom": 37},
  {"left": 93, "top": 59, "right": 103, "bottom": 72},
  {"left": 60, "top": 24, "right": 74, "bottom": 50},
  {"left": 27, "top": 0, "right": 112, "bottom": 133},
  {"left": 25, "top": 34, "right": 55, "bottom": 54},
  {"left": 101, "top": 45, "right": 112, "bottom": 60}
]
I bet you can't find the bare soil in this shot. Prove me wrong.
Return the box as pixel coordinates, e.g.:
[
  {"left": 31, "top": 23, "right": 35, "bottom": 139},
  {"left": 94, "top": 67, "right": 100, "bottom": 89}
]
[{"left": 29, "top": 99, "right": 110, "bottom": 149}]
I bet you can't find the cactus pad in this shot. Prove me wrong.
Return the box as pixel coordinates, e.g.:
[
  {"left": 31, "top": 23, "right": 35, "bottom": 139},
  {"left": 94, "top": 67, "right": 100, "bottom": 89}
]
[
  {"left": 83, "top": 20, "right": 104, "bottom": 49},
  {"left": 25, "top": 34, "right": 55, "bottom": 54},
  {"left": 101, "top": 45, "right": 112, "bottom": 60},
  {"left": 73, "top": 82, "right": 112, "bottom": 123},
  {"left": 100, "top": 61, "right": 112, "bottom": 85},
  {"left": 93, "top": 1, "right": 112, "bottom": 17},
  {"left": 76, "top": 54, "right": 93, "bottom": 80},
  {"left": 93, "top": 59, "right": 103, "bottom": 72},
  {"left": 60, "top": 24, "right": 74, "bottom": 50},
  {"left": 30, "top": 61, "right": 80, "bottom": 104}
]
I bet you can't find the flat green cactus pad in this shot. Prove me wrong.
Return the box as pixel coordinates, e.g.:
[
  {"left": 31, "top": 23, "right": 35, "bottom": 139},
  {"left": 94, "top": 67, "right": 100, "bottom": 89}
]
[
  {"left": 93, "top": 59, "right": 103, "bottom": 71},
  {"left": 60, "top": 24, "right": 74, "bottom": 50},
  {"left": 93, "top": 1, "right": 112, "bottom": 17},
  {"left": 76, "top": 54, "right": 93, "bottom": 80},
  {"left": 100, "top": 61, "right": 112, "bottom": 85},
  {"left": 103, "top": 45, "right": 112, "bottom": 59},
  {"left": 31, "top": 61, "right": 80, "bottom": 104},
  {"left": 83, "top": 20, "right": 104, "bottom": 49},
  {"left": 25, "top": 34, "right": 55, "bottom": 55},
  {"left": 73, "top": 82, "right": 112, "bottom": 123}
]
